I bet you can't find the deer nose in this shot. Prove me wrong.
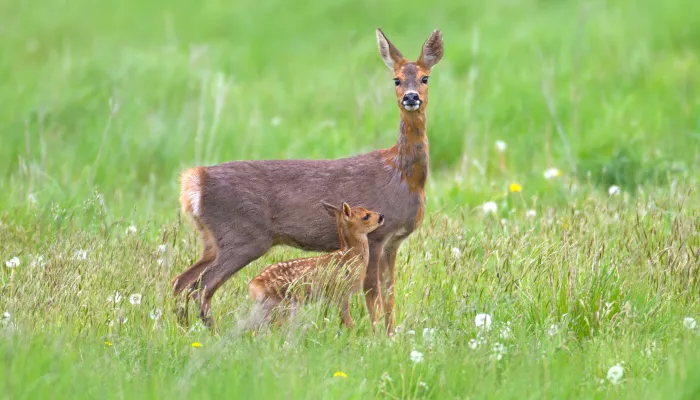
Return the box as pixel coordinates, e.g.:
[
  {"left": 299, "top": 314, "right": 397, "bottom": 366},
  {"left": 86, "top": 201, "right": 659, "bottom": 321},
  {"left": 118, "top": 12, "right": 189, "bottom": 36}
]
[
  {"left": 402, "top": 92, "right": 420, "bottom": 104},
  {"left": 378, "top": 214, "right": 385, "bottom": 224}
]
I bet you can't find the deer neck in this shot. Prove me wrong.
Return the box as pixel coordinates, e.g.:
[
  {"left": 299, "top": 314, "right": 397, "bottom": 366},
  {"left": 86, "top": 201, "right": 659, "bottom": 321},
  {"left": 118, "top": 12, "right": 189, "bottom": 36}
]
[
  {"left": 340, "top": 228, "right": 370, "bottom": 267},
  {"left": 386, "top": 111, "right": 429, "bottom": 193}
]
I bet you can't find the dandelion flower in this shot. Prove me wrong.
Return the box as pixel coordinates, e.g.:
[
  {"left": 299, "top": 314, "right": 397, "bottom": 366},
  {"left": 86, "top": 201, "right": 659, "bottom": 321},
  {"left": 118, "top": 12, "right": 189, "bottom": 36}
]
[
  {"left": 482, "top": 201, "right": 498, "bottom": 215},
  {"left": 606, "top": 364, "right": 624, "bottom": 385},
  {"left": 423, "top": 328, "right": 435, "bottom": 343},
  {"left": 149, "top": 308, "right": 163, "bottom": 320},
  {"left": 684, "top": 317, "right": 697, "bottom": 330},
  {"left": 333, "top": 371, "right": 348, "bottom": 378},
  {"left": 525, "top": 209, "right": 537, "bottom": 219},
  {"left": 499, "top": 323, "right": 512, "bottom": 339},
  {"left": 509, "top": 183, "right": 522, "bottom": 193},
  {"left": 73, "top": 250, "right": 87, "bottom": 261},
  {"left": 2, "top": 312, "right": 10, "bottom": 324},
  {"left": 407, "top": 330, "right": 416, "bottom": 336},
  {"left": 107, "top": 291, "right": 123, "bottom": 304},
  {"left": 129, "top": 293, "right": 142, "bottom": 306},
  {"left": 475, "top": 313, "right": 492, "bottom": 331},
  {"left": 410, "top": 350, "right": 424, "bottom": 363},
  {"left": 490, "top": 343, "right": 507, "bottom": 361},
  {"left": 418, "top": 381, "right": 429, "bottom": 390},
  {"left": 125, "top": 225, "right": 137, "bottom": 235},
  {"left": 608, "top": 185, "right": 621, "bottom": 196},
  {"left": 547, "top": 324, "right": 558, "bottom": 337},
  {"left": 5, "top": 257, "right": 20, "bottom": 268},
  {"left": 451, "top": 247, "right": 461, "bottom": 258},
  {"left": 495, "top": 140, "right": 507, "bottom": 153},
  {"left": 191, "top": 342, "right": 202, "bottom": 348},
  {"left": 543, "top": 168, "right": 562, "bottom": 180},
  {"left": 104, "top": 341, "right": 113, "bottom": 347},
  {"left": 468, "top": 339, "right": 479, "bottom": 350}
]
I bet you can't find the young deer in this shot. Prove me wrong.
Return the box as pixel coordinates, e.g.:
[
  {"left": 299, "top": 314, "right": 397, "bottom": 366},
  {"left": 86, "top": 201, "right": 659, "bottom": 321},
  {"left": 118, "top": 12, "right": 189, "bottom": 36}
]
[
  {"left": 172, "top": 28, "right": 444, "bottom": 334},
  {"left": 248, "top": 202, "right": 384, "bottom": 328}
]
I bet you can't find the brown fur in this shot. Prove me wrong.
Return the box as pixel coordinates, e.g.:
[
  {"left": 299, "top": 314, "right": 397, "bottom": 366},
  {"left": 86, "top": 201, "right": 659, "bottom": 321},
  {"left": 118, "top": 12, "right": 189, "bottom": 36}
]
[
  {"left": 248, "top": 203, "right": 384, "bottom": 328},
  {"left": 171, "top": 28, "right": 444, "bottom": 334}
]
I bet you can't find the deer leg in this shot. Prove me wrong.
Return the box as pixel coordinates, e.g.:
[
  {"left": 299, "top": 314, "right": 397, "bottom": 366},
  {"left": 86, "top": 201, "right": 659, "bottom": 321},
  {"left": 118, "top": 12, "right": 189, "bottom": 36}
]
[
  {"left": 339, "top": 296, "right": 355, "bottom": 328},
  {"left": 363, "top": 243, "right": 384, "bottom": 332},
  {"left": 380, "top": 243, "right": 401, "bottom": 335},
  {"left": 195, "top": 240, "right": 272, "bottom": 329}
]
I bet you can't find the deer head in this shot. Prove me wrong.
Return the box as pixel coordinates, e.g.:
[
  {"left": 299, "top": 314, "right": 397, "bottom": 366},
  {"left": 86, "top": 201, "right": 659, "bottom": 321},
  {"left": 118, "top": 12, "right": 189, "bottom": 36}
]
[{"left": 376, "top": 29, "right": 444, "bottom": 114}]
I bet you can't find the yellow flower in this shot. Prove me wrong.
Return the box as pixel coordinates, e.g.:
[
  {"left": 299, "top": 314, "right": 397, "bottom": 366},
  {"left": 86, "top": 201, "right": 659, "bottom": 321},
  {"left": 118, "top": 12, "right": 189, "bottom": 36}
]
[
  {"left": 104, "top": 341, "right": 113, "bottom": 347},
  {"left": 333, "top": 371, "right": 348, "bottom": 378},
  {"left": 509, "top": 183, "right": 522, "bottom": 193},
  {"left": 191, "top": 342, "right": 202, "bottom": 348}
]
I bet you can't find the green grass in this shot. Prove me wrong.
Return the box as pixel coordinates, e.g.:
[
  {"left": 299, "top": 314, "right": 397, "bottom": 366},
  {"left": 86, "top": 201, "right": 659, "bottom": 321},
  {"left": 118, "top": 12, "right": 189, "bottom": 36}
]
[{"left": 2, "top": 0, "right": 700, "bottom": 398}]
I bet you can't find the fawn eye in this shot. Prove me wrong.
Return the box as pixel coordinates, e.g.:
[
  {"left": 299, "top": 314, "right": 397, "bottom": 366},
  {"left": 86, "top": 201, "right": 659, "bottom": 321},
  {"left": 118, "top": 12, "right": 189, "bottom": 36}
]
[
  {"left": 363, "top": 214, "right": 371, "bottom": 221},
  {"left": 421, "top": 76, "right": 429, "bottom": 84},
  {"left": 393, "top": 78, "right": 401, "bottom": 86}
]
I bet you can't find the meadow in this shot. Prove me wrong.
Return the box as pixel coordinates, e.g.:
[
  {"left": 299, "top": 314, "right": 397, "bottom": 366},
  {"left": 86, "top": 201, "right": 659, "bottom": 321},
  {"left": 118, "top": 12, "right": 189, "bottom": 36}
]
[{"left": 1, "top": 0, "right": 700, "bottom": 398}]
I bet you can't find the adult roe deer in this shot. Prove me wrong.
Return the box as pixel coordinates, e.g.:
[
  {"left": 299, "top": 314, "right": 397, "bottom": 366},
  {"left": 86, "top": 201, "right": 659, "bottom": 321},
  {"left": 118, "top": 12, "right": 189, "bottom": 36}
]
[
  {"left": 172, "top": 28, "right": 444, "bottom": 334},
  {"left": 248, "top": 202, "right": 384, "bottom": 328}
]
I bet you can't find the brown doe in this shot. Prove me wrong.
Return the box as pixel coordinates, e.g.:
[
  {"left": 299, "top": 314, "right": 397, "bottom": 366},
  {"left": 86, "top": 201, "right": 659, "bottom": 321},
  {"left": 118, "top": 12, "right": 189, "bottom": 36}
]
[
  {"left": 172, "top": 28, "right": 444, "bottom": 334},
  {"left": 248, "top": 202, "right": 384, "bottom": 328}
]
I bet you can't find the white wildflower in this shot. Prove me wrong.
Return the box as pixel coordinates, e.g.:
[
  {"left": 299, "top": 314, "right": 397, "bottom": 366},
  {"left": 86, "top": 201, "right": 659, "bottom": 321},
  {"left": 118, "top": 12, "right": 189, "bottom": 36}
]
[
  {"left": 129, "top": 293, "right": 142, "bottom": 306},
  {"left": 394, "top": 325, "right": 404, "bottom": 335},
  {"left": 424, "top": 252, "right": 432, "bottom": 261},
  {"left": 608, "top": 185, "right": 621, "bottom": 196},
  {"left": 482, "top": 201, "right": 498, "bottom": 215},
  {"left": 5, "top": 257, "right": 20, "bottom": 268},
  {"left": 418, "top": 381, "right": 429, "bottom": 390},
  {"left": 149, "top": 308, "right": 163, "bottom": 320},
  {"left": 30, "top": 255, "right": 45, "bottom": 268},
  {"left": 547, "top": 324, "right": 558, "bottom": 337},
  {"left": 475, "top": 313, "right": 492, "bottom": 331},
  {"left": 684, "top": 317, "right": 697, "bottom": 330},
  {"left": 407, "top": 329, "right": 416, "bottom": 336},
  {"left": 450, "top": 247, "right": 461, "bottom": 258},
  {"left": 423, "top": 328, "right": 435, "bottom": 343},
  {"left": 107, "top": 291, "right": 123, "bottom": 304},
  {"left": 410, "top": 350, "right": 424, "bottom": 363},
  {"left": 157, "top": 244, "right": 167, "bottom": 254},
  {"left": 499, "top": 322, "right": 512, "bottom": 339},
  {"left": 606, "top": 364, "right": 624, "bottom": 385},
  {"left": 73, "top": 250, "right": 87, "bottom": 261},
  {"left": 543, "top": 168, "right": 562, "bottom": 180},
  {"left": 495, "top": 140, "right": 507, "bottom": 153},
  {"left": 526, "top": 209, "right": 537, "bottom": 219},
  {"left": 125, "top": 225, "right": 137, "bottom": 235},
  {"left": 2, "top": 312, "right": 10, "bottom": 324},
  {"left": 468, "top": 339, "right": 479, "bottom": 349},
  {"left": 490, "top": 343, "right": 507, "bottom": 361},
  {"left": 157, "top": 258, "right": 165, "bottom": 266}
]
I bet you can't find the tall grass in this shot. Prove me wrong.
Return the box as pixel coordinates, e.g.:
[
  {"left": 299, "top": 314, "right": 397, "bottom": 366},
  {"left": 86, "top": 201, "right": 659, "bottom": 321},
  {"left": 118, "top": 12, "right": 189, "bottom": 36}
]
[{"left": 1, "top": 0, "right": 700, "bottom": 398}]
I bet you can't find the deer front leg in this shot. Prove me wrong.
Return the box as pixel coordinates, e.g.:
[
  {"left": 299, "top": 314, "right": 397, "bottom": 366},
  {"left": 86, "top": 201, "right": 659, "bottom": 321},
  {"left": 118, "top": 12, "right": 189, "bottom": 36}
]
[
  {"left": 363, "top": 243, "right": 384, "bottom": 332},
  {"left": 339, "top": 296, "right": 355, "bottom": 328},
  {"left": 380, "top": 243, "right": 401, "bottom": 335}
]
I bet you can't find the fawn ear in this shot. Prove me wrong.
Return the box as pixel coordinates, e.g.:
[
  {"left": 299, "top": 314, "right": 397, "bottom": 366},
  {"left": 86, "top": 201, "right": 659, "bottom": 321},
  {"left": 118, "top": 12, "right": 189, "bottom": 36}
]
[
  {"left": 417, "top": 29, "right": 443, "bottom": 69},
  {"left": 321, "top": 201, "right": 339, "bottom": 218},
  {"left": 342, "top": 202, "right": 352, "bottom": 220},
  {"left": 376, "top": 28, "right": 405, "bottom": 69}
]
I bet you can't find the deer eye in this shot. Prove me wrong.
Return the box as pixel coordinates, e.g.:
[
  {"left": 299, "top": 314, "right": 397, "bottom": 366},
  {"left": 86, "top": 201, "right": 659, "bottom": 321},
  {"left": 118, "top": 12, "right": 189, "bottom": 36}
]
[
  {"left": 421, "top": 76, "right": 429, "bottom": 84},
  {"left": 393, "top": 78, "right": 401, "bottom": 86},
  {"left": 363, "top": 214, "right": 371, "bottom": 221}
]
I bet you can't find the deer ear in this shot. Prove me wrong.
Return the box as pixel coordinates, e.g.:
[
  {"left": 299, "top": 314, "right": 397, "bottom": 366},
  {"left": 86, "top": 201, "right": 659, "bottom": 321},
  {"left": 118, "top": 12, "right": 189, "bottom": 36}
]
[
  {"left": 417, "top": 29, "right": 444, "bottom": 69},
  {"left": 376, "top": 28, "right": 404, "bottom": 69},
  {"left": 342, "top": 202, "right": 352, "bottom": 220},
  {"left": 321, "top": 201, "right": 339, "bottom": 218}
]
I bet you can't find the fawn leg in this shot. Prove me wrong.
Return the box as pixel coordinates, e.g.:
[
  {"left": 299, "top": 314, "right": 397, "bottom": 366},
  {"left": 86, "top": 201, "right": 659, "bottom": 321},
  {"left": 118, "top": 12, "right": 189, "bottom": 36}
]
[
  {"left": 339, "top": 296, "right": 355, "bottom": 328},
  {"left": 363, "top": 243, "right": 384, "bottom": 331},
  {"left": 380, "top": 242, "right": 401, "bottom": 335},
  {"left": 195, "top": 241, "right": 271, "bottom": 328}
]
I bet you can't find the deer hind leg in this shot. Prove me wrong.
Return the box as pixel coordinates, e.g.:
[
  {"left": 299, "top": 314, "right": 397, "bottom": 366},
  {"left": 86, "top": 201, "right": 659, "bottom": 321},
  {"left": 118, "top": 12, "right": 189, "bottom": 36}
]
[
  {"left": 363, "top": 243, "right": 384, "bottom": 332},
  {"left": 193, "top": 235, "right": 273, "bottom": 329},
  {"left": 339, "top": 295, "right": 355, "bottom": 328},
  {"left": 247, "top": 282, "right": 282, "bottom": 330},
  {"left": 380, "top": 242, "right": 401, "bottom": 336}
]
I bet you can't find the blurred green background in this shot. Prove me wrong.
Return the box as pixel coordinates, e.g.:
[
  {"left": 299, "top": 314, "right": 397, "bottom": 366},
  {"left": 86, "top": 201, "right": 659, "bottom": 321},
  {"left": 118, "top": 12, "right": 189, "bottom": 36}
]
[{"left": 1, "top": 0, "right": 699, "bottom": 220}]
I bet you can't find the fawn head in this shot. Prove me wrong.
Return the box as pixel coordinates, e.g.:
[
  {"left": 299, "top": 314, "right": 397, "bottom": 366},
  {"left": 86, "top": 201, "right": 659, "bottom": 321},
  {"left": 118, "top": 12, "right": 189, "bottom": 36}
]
[
  {"left": 376, "top": 28, "right": 444, "bottom": 113},
  {"left": 322, "top": 201, "right": 384, "bottom": 236}
]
